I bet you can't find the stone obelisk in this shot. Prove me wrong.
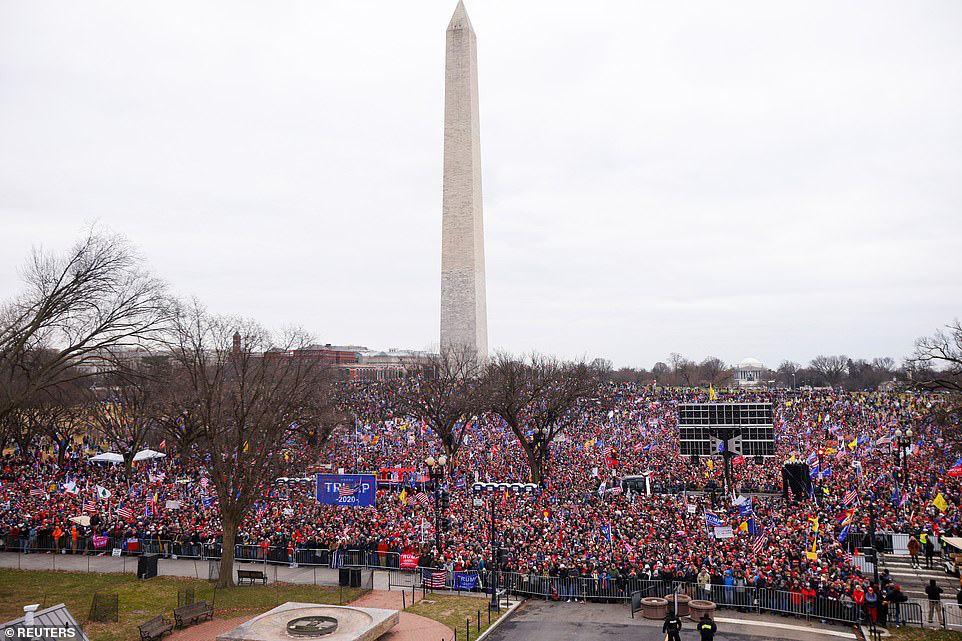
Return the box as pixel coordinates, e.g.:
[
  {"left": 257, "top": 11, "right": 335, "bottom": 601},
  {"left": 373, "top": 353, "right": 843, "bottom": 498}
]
[{"left": 440, "top": 0, "right": 488, "bottom": 360}]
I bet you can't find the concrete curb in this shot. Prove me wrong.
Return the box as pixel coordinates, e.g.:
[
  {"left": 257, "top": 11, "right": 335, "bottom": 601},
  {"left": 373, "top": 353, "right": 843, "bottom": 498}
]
[{"left": 475, "top": 599, "right": 524, "bottom": 641}]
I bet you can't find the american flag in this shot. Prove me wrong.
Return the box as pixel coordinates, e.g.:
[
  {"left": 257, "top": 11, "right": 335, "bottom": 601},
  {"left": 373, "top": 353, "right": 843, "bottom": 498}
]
[
  {"left": 423, "top": 569, "right": 446, "bottom": 589},
  {"left": 415, "top": 491, "right": 430, "bottom": 506},
  {"left": 338, "top": 484, "right": 356, "bottom": 498},
  {"left": 83, "top": 500, "right": 97, "bottom": 513},
  {"left": 750, "top": 536, "right": 768, "bottom": 554},
  {"left": 29, "top": 488, "right": 44, "bottom": 497},
  {"left": 843, "top": 490, "right": 858, "bottom": 506},
  {"left": 199, "top": 477, "right": 209, "bottom": 489},
  {"left": 632, "top": 442, "right": 645, "bottom": 452},
  {"left": 117, "top": 506, "right": 134, "bottom": 520}
]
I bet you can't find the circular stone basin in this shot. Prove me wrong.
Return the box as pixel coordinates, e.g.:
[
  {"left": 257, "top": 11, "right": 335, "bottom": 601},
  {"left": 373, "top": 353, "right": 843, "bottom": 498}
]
[{"left": 286, "top": 616, "right": 338, "bottom": 637}]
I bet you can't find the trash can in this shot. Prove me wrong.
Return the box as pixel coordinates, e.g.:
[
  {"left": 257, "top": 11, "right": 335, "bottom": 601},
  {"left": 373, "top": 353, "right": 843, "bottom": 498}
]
[
  {"left": 137, "top": 553, "right": 159, "bottom": 579},
  {"left": 641, "top": 596, "right": 669, "bottom": 620},
  {"left": 349, "top": 568, "right": 362, "bottom": 588},
  {"left": 688, "top": 599, "right": 716, "bottom": 620},
  {"left": 338, "top": 568, "right": 350, "bottom": 586},
  {"left": 667, "top": 593, "right": 691, "bottom": 617}
]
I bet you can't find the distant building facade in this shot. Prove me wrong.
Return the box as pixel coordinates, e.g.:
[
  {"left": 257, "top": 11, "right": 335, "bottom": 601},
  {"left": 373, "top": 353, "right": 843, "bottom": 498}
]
[
  {"left": 732, "top": 357, "right": 767, "bottom": 387},
  {"left": 260, "top": 341, "right": 432, "bottom": 382}
]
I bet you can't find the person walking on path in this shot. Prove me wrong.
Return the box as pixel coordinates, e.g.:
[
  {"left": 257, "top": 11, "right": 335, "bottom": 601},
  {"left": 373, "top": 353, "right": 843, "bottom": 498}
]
[
  {"left": 908, "top": 536, "right": 921, "bottom": 569},
  {"left": 663, "top": 608, "right": 683, "bottom": 641},
  {"left": 926, "top": 579, "right": 944, "bottom": 626},
  {"left": 697, "top": 614, "right": 717, "bottom": 641}
]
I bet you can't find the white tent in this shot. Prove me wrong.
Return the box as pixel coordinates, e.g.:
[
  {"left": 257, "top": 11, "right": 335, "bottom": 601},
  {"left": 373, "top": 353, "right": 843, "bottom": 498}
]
[
  {"left": 89, "top": 452, "right": 124, "bottom": 464},
  {"left": 133, "top": 449, "right": 167, "bottom": 462}
]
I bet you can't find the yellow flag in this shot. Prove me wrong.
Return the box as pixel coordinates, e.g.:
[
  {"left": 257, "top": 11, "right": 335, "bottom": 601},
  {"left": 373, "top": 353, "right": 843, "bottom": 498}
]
[
  {"left": 808, "top": 516, "right": 820, "bottom": 532},
  {"left": 243, "top": 441, "right": 249, "bottom": 453},
  {"left": 399, "top": 488, "right": 407, "bottom": 505},
  {"left": 707, "top": 460, "right": 715, "bottom": 471},
  {"left": 848, "top": 438, "right": 857, "bottom": 451},
  {"left": 738, "top": 521, "right": 748, "bottom": 532},
  {"left": 825, "top": 447, "right": 836, "bottom": 454},
  {"left": 933, "top": 493, "right": 948, "bottom": 512},
  {"left": 709, "top": 385, "right": 717, "bottom": 401}
]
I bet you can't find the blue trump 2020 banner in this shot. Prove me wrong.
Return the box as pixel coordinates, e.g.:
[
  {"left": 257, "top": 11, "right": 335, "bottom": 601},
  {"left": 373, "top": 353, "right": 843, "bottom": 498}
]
[{"left": 316, "top": 474, "right": 376, "bottom": 507}]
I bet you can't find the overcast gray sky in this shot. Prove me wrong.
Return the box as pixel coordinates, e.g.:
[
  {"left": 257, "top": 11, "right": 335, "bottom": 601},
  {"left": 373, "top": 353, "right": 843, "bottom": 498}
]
[{"left": 1, "top": 1, "right": 960, "bottom": 369}]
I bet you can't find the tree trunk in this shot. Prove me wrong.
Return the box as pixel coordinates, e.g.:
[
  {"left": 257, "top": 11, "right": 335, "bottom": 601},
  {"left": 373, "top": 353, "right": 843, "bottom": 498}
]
[
  {"left": 525, "top": 447, "right": 542, "bottom": 484},
  {"left": 217, "top": 514, "right": 237, "bottom": 588}
]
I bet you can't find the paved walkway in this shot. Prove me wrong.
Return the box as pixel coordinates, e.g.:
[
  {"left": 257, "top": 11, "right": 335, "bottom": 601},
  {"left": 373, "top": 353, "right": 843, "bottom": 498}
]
[
  {"left": 351, "top": 590, "right": 453, "bottom": 641},
  {"left": 167, "top": 616, "right": 250, "bottom": 641}
]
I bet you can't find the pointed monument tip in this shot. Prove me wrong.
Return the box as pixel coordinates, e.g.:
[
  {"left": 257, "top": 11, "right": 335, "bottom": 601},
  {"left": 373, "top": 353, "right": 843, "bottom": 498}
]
[{"left": 447, "top": 0, "right": 474, "bottom": 32}]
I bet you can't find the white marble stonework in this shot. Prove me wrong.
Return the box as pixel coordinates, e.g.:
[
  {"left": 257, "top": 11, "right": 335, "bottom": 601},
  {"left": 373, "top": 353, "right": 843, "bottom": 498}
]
[{"left": 440, "top": 0, "right": 488, "bottom": 360}]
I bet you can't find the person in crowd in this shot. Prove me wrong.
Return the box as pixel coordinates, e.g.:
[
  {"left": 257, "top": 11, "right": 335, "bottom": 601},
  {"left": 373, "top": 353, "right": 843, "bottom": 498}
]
[
  {"left": 926, "top": 578, "right": 944, "bottom": 626},
  {"left": 907, "top": 536, "right": 921, "bottom": 569}
]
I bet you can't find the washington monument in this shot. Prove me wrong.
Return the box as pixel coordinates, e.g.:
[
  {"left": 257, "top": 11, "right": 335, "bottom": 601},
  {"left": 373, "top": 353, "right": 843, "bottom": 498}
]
[{"left": 440, "top": 0, "right": 488, "bottom": 360}]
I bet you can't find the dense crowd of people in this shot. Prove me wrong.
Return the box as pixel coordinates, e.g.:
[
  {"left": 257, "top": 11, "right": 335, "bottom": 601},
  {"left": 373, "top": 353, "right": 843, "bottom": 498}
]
[{"left": 1, "top": 385, "right": 959, "bottom": 618}]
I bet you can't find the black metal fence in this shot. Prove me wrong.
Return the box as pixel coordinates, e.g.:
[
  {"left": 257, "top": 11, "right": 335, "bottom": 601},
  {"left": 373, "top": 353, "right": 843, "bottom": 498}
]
[{"left": 1, "top": 534, "right": 401, "bottom": 569}]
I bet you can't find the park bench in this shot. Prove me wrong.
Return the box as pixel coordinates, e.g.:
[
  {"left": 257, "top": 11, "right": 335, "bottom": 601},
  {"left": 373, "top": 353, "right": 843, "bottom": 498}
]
[
  {"left": 173, "top": 601, "right": 213, "bottom": 628},
  {"left": 138, "top": 615, "right": 173, "bottom": 641},
  {"left": 237, "top": 568, "right": 268, "bottom": 585}
]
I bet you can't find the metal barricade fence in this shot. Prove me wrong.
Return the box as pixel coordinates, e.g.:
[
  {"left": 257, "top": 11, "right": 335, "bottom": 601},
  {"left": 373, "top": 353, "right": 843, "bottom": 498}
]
[
  {"left": 944, "top": 602, "right": 962, "bottom": 630},
  {"left": 901, "top": 601, "right": 924, "bottom": 627}
]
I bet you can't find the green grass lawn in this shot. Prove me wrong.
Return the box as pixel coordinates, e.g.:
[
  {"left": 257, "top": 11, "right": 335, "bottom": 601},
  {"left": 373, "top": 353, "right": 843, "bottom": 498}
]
[
  {"left": 0, "top": 569, "right": 364, "bottom": 641},
  {"left": 889, "top": 630, "right": 962, "bottom": 641},
  {"left": 407, "top": 592, "right": 506, "bottom": 639}
]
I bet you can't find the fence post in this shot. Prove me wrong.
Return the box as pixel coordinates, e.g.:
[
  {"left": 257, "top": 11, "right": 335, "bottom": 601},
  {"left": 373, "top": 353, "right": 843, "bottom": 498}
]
[
  {"left": 465, "top": 617, "right": 470, "bottom": 641},
  {"left": 402, "top": 591, "right": 406, "bottom": 609},
  {"left": 477, "top": 610, "right": 480, "bottom": 632}
]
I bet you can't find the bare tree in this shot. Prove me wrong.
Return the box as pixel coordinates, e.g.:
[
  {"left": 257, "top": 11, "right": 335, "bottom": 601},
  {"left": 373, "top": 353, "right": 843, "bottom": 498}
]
[
  {"left": 482, "top": 353, "right": 598, "bottom": 484},
  {"left": 168, "top": 301, "right": 341, "bottom": 587},
  {"left": 90, "top": 367, "right": 162, "bottom": 470},
  {"left": 0, "top": 228, "right": 169, "bottom": 420},
  {"left": 698, "top": 356, "right": 730, "bottom": 387},
  {"left": 775, "top": 360, "right": 801, "bottom": 387},
  {"left": 392, "top": 345, "right": 481, "bottom": 468},
  {"left": 907, "top": 320, "right": 962, "bottom": 394},
  {"left": 668, "top": 353, "right": 697, "bottom": 387},
  {"left": 809, "top": 355, "right": 848, "bottom": 387}
]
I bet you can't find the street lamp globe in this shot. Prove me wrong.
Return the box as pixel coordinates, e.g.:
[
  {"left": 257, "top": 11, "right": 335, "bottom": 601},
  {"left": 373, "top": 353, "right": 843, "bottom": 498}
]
[
  {"left": 425, "top": 455, "right": 436, "bottom": 468},
  {"left": 438, "top": 454, "right": 448, "bottom": 467},
  {"left": 895, "top": 428, "right": 903, "bottom": 439},
  {"left": 907, "top": 428, "right": 913, "bottom": 438}
]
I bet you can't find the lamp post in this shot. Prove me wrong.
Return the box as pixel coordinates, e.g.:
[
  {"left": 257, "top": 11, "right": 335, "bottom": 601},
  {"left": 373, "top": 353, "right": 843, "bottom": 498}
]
[
  {"left": 489, "top": 496, "right": 498, "bottom": 612},
  {"left": 894, "top": 428, "right": 913, "bottom": 484},
  {"left": 425, "top": 454, "right": 447, "bottom": 555},
  {"left": 815, "top": 448, "right": 824, "bottom": 506}
]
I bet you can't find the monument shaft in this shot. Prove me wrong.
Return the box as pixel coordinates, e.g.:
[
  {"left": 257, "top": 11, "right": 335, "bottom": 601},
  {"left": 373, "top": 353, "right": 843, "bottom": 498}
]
[{"left": 440, "top": 0, "right": 488, "bottom": 359}]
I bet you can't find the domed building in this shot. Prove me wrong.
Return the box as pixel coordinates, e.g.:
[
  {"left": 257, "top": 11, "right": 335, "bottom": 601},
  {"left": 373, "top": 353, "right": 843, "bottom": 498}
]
[{"left": 733, "top": 357, "right": 766, "bottom": 387}]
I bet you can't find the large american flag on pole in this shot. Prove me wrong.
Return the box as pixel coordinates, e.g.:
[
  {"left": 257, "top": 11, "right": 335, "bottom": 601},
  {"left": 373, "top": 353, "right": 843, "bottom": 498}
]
[
  {"left": 843, "top": 490, "right": 858, "bottom": 506},
  {"left": 117, "top": 506, "right": 134, "bottom": 520},
  {"left": 751, "top": 536, "right": 768, "bottom": 554},
  {"left": 414, "top": 491, "right": 430, "bottom": 506},
  {"left": 83, "top": 500, "right": 97, "bottom": 513},
  {"left": 422, "top": 569, "right": 446, "bottom": 589}
]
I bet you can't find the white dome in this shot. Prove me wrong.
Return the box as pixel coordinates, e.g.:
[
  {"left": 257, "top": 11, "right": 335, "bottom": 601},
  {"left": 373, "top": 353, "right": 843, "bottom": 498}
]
[{"left": 738, "top": 357, "right": 764, "bottom": 369}]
